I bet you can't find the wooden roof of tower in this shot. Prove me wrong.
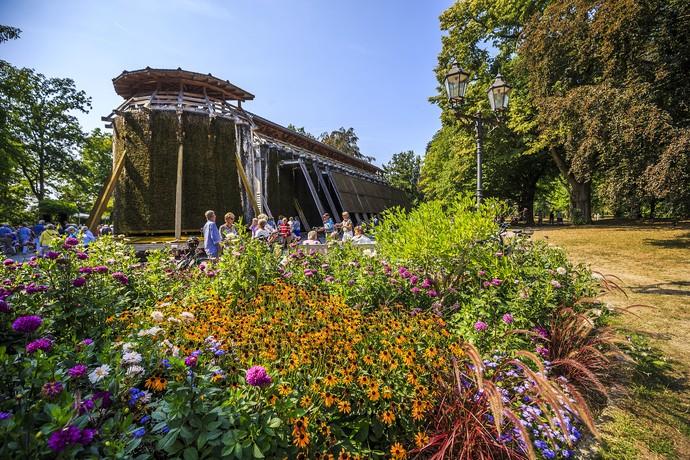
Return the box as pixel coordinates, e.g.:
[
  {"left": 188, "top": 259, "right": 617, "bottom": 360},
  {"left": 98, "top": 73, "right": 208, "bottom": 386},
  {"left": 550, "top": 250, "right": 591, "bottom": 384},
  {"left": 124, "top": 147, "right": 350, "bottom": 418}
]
[{"left": 112, "top": 67, "right": 255, "bottom": 102}]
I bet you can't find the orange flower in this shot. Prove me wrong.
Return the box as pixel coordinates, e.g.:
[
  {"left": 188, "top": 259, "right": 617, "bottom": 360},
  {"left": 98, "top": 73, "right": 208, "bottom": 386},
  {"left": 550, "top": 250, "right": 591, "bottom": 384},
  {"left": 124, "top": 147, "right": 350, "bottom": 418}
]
[
  {"left": 337, "top": 400, "right": 352, "bottom": 414},
  {"left": 414, "top": 431, "right": 430, "bottom": 448},
  {"left": 367, "top": 387, "right": 380, "bottom": 402},
  {"left": 144, "top": 376, "right": 167, "bottom": 392},
  {"left": 293, "top": 431, "right": 310, "bottom": 448},
  {"left": 390, "top": 442, "right": 406, "bottom": 459},
  {"left": 322, "top": 391, "right": 336, "bottom": 407},
  {"left": 379, "top": 410, "right": 396, "bottom": 425},
  {"left": 278, "top": 384, "right": 292, "bottom": 395},
  {"left": 324, "top": 374, "right": 338, "bottom": 387}
]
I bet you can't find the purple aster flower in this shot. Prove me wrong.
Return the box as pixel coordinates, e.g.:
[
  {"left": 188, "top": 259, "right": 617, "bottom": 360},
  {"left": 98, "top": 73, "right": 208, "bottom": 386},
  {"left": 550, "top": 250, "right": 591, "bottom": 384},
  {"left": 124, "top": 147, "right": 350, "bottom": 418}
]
[
  {"left": 474, "top": 321, "right": 489, "bottom": 332},
  {"left": 551, "top": 279, "right": 562, "bottom": 288},
  {"left": 0, "top": 300, "right": 13, "bottom": 314},
  {"left": 304, "top": 269, "right": 313, "bottom": 277},
  {"left": 49, "top": 425, "right": 81, "bottom": 451},
  {"left": 45, "top": 251, "right": 60, "bottom": 259},
  {"left": 26, "top": 338, "right": 53, "bottom": 355},
  {"left": 75, "top": 252, "right": 88, "bottom": 260},
  {"left": 502, "top": 314, "right": 514, "bottom": 324},
  {"left": 483, "top": 281, "right": 491, "bottom": 288},
  {"left": 42, "top": 381, "right": 63, "bottom": 398},
  {"left": 408, "top": 275, "right": 418, "bottom": 285},
  {"left": 92, "top": 391, "right": 113, "bottom": 408},
  {"left": 533, "top": 326, "right": 549, "bottom": 339},
  {"left": 477, "top": 270, "right": 486, "bottom": 276},
  {"left": 72, "top": 277, "right": 86, "bottom": 287},
  {"left": 79, "top": 428, "right": 97, "bottom": 446},
  {"left": 78, "top": 267, "right": 93, "bottom": 276},
  {"left": 542, "top": 449, "right": 555, "bottom": 459},
  {"left": 12, "top": 315, "right": 42, "bottom": 334},
  {"left": 68, "top": 364, "right": 88, "bottom": 379},
  {"left": 73, "top": 399, "right": 94, "bottom": 414},
  {"left": 81, "top": 338, "right": 94, "bottom": 346},
  {"left": 3, "top": 259, "right": 13, "bottom": 266},
  {"left": 245, "top": 365, "right": 272, "bottom": 387},
  {"left": 427, "top": 289, "right": 438, "bottom": 297},
  {"left": 93, "top": 266, "right": 108, "bottom": 273},
  {"left": 491, "top": 278, "right": 502, "bottom": 286},
  {"left": 325, "top": 276, "right": 334, "bottom": 282},
  {"left": 411, "top": 286, "right": 420, "bottom": 294},
  {"left": 420, "top": 279, "right": 432, "bottom": 289},
  {"left": 184, "top": 355, "right": 198, "bottom": 367},
  {"left": 65, "top": 237, "right": 79, "bottom": 245}
]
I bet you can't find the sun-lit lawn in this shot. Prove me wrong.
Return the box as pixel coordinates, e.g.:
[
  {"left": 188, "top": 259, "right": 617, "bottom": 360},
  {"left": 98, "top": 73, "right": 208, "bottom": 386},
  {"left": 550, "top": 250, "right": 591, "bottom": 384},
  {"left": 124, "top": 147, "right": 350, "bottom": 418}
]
[{"left": 534, "top": 219, "right": 690, "bottom": 459}]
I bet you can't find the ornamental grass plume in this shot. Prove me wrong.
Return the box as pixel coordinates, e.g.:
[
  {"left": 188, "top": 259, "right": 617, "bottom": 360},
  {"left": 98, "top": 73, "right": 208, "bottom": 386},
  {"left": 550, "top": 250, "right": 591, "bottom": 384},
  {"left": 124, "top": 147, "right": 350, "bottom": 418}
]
[{"left": 12, "top": 315, "right": 42, "bottom": 334}]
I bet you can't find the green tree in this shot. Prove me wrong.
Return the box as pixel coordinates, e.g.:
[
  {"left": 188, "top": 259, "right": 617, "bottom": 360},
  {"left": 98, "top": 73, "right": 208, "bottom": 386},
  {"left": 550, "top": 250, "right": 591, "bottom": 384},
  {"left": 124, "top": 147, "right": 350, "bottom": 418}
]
[
  {"left": 1, "top": 64, "right": 91, "bottom": 202},
  {"left": 58, "top": 128, "right": 112, "bottom": 212},
  {"left": 382, "top": 150, "right": 424, "bottom": 206},
  {"left": 520, "top": 0, "right": 690, "bottom": 218},
  {"left": 286, "top": 124, "right": 317, "bottom": 140},
  {"left": 319, "top": 127, "right": 375, "bottom": 163}
]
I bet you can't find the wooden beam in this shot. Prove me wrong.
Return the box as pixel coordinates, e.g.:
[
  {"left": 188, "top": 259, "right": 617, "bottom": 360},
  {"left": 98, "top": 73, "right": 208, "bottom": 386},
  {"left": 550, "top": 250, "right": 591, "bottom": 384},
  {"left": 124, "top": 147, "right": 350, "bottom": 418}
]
[
  {"left": 86, "top": 147, "right": 127, "bottom": 232},
  {"left": 174, "top": 142, "right": 184, "bottom": 240},
  {"left": 312, "top": 163, "right": 340, "bottom": 223},
  {"left": 298, "top": 159, "right": 326, "bottom": 218},
  {"left": 235, "top": 154, "right": 260, "bottom": 216}
]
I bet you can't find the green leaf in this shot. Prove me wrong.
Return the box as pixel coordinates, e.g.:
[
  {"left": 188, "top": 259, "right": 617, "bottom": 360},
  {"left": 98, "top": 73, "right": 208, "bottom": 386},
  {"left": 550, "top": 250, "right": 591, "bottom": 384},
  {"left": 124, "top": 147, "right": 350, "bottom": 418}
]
[
  {"left": 268, "top": 417, "right": 282, "bottom": 429},
  {"left": 196, "top": 430, "right": 208, "bottom": 450},
  {"left": 252, "top": 443, "right": 265, "bottom": 459},
  {"left": 183, "top": 447, "right": 199, "bottom": 460}
]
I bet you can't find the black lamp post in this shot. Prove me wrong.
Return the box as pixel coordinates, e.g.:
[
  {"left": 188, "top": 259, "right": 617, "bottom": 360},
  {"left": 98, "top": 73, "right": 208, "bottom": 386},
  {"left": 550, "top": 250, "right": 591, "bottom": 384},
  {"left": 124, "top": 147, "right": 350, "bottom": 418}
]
[{"left": 445, "top": 63, "right": 512, "bottom": 205}]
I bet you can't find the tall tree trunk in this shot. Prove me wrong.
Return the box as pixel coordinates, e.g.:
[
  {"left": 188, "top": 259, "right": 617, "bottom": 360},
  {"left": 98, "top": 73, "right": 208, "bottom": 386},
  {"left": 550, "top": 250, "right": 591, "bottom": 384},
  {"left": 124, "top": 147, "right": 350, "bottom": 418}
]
[{"left": 549, "top": 146, "right": 592, "bottom": 224}]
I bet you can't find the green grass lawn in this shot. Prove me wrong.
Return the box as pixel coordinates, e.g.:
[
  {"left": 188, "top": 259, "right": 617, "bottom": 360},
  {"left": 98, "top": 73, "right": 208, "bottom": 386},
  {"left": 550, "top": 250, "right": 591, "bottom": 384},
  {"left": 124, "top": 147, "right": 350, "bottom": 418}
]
[{"left": 536, "top": 219, "right": 690, "bottom": 460}]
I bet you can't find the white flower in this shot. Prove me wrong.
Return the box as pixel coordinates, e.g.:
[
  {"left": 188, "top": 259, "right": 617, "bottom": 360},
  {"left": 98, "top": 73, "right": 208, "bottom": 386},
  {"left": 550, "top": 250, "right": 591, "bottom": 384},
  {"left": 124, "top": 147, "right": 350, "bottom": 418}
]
[
  {"left": 137, "top": 327, "right": 164, "bottom": 337},
  {"left": 179, "top": 312, "right": 195, "bottom": 322},
  {"left": 88, "top": 364, "right": 111, "bottom": 383},
  {"left": 556, "top": 267, "right": 567, "bottom": 275},
  {"left": 160, "top": 339, "right": 174, "bottom": 349},
  {"left": 122, "top": 342, "right": 136, "bottom": 352},
  {"left": 122, "top": 351, "right": 142, "bottom": 364},
  {"left": 126, "top": 365, "right": 145, "bottom": 376},
  {"left": 168, "top": 316, "right": 181, "bottom": 324},
  {"left": 151, "top": 311, "right": 164, "bottom": 322}
]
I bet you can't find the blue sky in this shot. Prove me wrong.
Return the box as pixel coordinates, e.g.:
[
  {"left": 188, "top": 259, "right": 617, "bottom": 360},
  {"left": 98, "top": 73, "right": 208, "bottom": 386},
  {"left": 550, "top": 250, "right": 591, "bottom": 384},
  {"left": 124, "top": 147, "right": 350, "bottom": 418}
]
[{"left": 1, "top": 0, "right": 455, "bottom": 167}]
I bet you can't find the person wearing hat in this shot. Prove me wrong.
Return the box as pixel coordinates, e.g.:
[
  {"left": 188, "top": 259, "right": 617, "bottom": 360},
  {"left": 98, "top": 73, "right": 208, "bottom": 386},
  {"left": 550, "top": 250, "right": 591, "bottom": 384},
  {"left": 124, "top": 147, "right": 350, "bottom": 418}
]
[{"left": 322, "top": 213, "right": 335, "bottom": 242}]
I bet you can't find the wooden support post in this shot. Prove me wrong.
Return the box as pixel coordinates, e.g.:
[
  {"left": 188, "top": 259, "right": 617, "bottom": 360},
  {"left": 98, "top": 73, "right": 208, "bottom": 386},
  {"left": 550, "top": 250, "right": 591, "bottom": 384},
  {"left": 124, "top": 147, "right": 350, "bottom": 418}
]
[
  {"left": 324, "top": 167, "right": 346, "bottom": 213},
  {"left": 174, "top": 142, "right": 184, "bottom": 240},
  {"left": 235, "top": 154, "right": 260, "bottom": 216},
  {"left": 86, "top": 147, "right": 127, "bottom": 232},
  {"left": 298, "top": 159, "right": 326, "bottom": 218},
  {"left": 312, "top": 163, "right": 340, "bottom": 223},
  {"left": 293, "top": 198, "right": 311, "bottom": 232}
]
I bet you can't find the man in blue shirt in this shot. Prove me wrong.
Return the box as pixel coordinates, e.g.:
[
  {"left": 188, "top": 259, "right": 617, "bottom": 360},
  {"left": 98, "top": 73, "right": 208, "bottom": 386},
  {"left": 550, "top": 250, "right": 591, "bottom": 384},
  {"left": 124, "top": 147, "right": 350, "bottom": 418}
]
[
  {"left": 322, "top": 213, "right": 335, "bottom": 242},
  {"left": 202, "top": 210, "right": 222, "bottom": 257}
]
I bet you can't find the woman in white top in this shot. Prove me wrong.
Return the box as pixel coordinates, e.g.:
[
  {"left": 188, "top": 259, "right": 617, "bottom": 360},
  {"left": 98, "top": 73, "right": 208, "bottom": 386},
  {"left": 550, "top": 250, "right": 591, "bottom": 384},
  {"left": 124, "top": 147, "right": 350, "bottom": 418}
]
[{"left": 253, "top": 219, "right": 271, "bottom": 240}]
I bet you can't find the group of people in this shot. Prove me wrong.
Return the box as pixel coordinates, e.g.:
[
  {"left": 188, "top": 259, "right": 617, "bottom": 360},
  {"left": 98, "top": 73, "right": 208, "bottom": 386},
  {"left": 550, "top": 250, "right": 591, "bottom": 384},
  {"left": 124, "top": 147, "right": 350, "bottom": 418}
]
[
  {"left": 199, "top": 209, "right": 375, "bottom": 257},
  {"left": 0, "top": 220, "right": 111, "bottom": 256}
]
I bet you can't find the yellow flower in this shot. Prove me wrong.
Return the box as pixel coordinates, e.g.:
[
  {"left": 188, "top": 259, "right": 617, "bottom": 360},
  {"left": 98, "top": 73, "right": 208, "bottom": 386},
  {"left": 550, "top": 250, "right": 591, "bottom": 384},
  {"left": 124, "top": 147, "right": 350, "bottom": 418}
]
[
  {"left": 367, "top": 387, "right": 380, "bottom": 402},
  {"left": 379, "top": 410, "right": 396, "bottom": 425},
  {"left": 363, "top": 355, "right": 374, "bottom": 365},
  {"left": 144, "top": 376, "right": 167, "bottom": 392},
  {"left": 293, "top": 431, "right": 310, "bottom": 448},
  {"left": 337, "top": 400, "right": 352, "bottom": 414},
  {"left": 390, "top": 442, "right": 406, "bottom": 459},
  {"left": 266, "top": 394, "right": 278, "bottom": 405},
  {"left": 300, "top": 395, "right": 312, "bottom": 408},
  {"left": 322, "top": 391, "right": 336, "bottom": 407},
  {"left": 278, "top": 384, "right": 292, "bottom": 395},
  {"left": 324, "top": 374, "right": 338, "bottom": 387},
  {"left": 414, "top": 431, "right": 429, "bottom": 448}
]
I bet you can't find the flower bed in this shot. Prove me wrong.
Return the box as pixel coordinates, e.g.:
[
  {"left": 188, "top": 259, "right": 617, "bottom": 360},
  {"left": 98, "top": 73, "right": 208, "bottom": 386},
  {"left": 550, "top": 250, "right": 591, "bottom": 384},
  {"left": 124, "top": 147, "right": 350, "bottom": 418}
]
[{"left": 0, "top": 198, "right": 622, "bottom": 459}]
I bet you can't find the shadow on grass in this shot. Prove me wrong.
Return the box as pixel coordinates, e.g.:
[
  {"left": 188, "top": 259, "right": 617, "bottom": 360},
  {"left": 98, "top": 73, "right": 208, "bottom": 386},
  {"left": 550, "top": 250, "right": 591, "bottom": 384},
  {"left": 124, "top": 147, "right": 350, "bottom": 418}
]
[
  {"left": 631, "top": 282, "right": 690, "bottom": 297},
  {"left": 598, "top": 331, "right": 690, "bottom": 458},
  {"left": 643, "top": 231, "right": 690, "bottom": 250}
]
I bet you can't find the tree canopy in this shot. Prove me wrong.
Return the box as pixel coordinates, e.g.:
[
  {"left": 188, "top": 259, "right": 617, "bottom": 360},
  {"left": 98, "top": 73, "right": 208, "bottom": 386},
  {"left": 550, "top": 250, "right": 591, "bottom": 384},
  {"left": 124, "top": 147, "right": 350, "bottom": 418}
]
[
  {"left": 426, "top": 0, "right": 690, "bottom": 220},
  {"left": 382, "top": 150, "right": 424, "bottom": 206}
]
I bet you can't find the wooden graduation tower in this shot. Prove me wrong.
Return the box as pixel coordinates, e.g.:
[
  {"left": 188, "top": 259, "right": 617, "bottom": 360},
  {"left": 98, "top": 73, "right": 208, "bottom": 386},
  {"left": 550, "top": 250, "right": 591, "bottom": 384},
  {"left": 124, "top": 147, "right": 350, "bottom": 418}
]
[{"left": 89, "top": 68, "right": 409, "bottom": 237}]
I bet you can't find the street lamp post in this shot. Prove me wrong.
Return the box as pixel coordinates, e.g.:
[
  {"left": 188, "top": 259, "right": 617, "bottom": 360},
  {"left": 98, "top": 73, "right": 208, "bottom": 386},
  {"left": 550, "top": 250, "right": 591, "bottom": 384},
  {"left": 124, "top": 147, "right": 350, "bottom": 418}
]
[{"left": 444, "top": 63, "right": 512, "bottom": 205}]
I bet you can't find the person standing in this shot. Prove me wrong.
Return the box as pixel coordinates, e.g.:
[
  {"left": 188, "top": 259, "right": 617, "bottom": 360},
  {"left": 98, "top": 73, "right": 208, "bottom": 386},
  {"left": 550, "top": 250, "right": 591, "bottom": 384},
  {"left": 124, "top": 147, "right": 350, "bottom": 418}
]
[
  {"left": 278, "top": 217, "right": 292, "bottom": 246},
  {"left": 291, "top": 216, "right": 301, "bottom": 239},
  {"left": 321, "top": 213, "right": 335, "bottom": 242},
  {"left": 340, "top": 212, "right": 353, "bottom": 241},
  {"left": 33, "top": 220, "right": 45, "bottom": 252},
  {"left": 39, "top": 224, "right": 59, "bottom": 254},
  {"left": 18, "top": 222, "right": 33, "bottom": 254},
  {"left": 202, "top": 210, "right": 222, "bottom": 258},
  {"left": 220, "top": 212, "right": 238, "bottom": 239}
]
